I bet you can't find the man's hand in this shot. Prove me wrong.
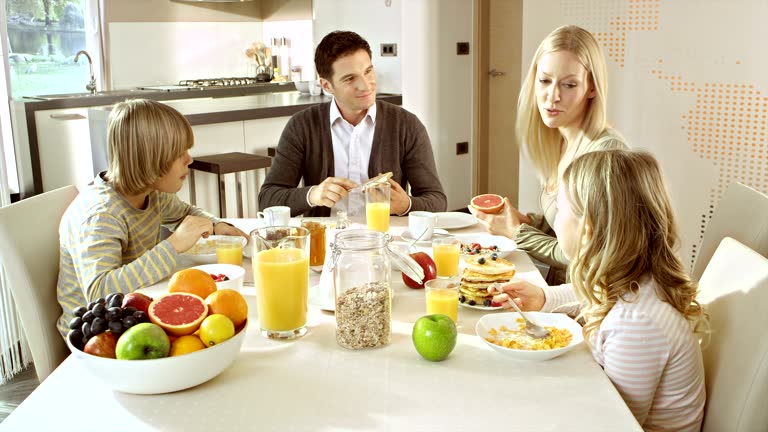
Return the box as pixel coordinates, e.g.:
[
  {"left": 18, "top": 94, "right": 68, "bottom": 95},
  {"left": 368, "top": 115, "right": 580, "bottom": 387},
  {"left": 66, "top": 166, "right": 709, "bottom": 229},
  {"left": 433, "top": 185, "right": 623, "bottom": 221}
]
[
  {"left": 309, "top": 177, "right": 359, "bottom": 208},
  {"left": 388, "top": 179, "right": 410, "bottom": 215},
  {"left": 167, "top": 216, "right": 214, "bottom": 253}
]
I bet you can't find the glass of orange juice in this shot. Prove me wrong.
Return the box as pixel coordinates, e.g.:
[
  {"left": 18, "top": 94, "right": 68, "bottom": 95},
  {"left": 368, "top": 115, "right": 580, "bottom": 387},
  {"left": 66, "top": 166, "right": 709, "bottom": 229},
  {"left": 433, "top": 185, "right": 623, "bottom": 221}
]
[
  {"left": 432, "top": 236, "right": 461, "bottom": 278},
  {"left": 216, "top": 237, "right": 245, "bottom": 266},
  {"left": 365, "top": 182, "right": 391, "bottom": 233},
  {"left": 250, "top": 226, "right": 310, "bottom": 340},
  {"left": 425, "top": 278, "right": 459, "bottom": 323}
]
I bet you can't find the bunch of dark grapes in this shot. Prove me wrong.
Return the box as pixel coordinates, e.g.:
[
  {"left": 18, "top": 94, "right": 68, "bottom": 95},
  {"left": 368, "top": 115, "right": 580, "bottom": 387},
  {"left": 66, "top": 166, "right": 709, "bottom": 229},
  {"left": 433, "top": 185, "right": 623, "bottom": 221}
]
[{"left": 67, "top": 292, "right": 150, "bottom": 351}]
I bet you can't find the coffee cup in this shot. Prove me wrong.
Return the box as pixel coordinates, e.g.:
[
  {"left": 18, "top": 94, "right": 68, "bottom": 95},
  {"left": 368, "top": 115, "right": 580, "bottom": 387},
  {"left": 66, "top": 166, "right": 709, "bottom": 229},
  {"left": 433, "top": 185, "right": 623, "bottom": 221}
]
[
  {"left": 257, "top": 206, "right": 291, "bottom": 226},
  {"left": 408, "top": 211, "right": 437, "bottom": 241}
]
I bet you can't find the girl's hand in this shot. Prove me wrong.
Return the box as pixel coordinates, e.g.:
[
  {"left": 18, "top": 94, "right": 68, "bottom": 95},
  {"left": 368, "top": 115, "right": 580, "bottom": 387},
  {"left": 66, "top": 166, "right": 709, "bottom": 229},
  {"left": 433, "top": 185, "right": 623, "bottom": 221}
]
[
  {"left": 214, "top": 222, "right": 249, "bottom": 240},
  {"left": 168, "top": 216, "right": 213, "bottom": 253},
  {"left": 488, "top": 280, "right": 546, "bottom": 311},
  {"left": 468, "top": 197, "right": 531, "bottom": 238}
]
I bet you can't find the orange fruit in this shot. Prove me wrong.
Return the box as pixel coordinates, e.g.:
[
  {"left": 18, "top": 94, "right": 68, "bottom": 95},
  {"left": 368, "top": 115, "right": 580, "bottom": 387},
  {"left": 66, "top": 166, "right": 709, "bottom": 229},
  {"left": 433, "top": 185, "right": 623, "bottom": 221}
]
[
  {"left": 148, "top": 292, "right": 208, "bottom": 337},
  {"left": 470, "top": 194, "right": 505, "bottom": 214},
  {"left": 205, "top": 289, "right": 248, "bottom": 328},
  {"left": 168, "top": 268, "right": 217, "bottom": 299}
]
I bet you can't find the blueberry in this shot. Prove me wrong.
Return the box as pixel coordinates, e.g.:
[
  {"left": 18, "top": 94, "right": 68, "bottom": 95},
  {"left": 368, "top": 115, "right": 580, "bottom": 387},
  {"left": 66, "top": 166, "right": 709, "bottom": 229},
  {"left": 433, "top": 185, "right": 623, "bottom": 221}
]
[
  {"left": 491, "top": 253, "right": 498, "bottom": 260},
  {"left": 69, "top": 316, "right": 83, "bottom": 330},
  {"left": 468, "top": 299, "right": 476, "bottom": 306},
  {"left": 478, "top": 257, "right": 486, "bottom": 265},
  {"left": 459, "top": 295, "right": 466, "bottom": 303},
  {"left": 73, "top": 306, "right": 87, "bottom": 318},
  {"left": 483, "top": 299, "right": 492, "bottom": 307}
]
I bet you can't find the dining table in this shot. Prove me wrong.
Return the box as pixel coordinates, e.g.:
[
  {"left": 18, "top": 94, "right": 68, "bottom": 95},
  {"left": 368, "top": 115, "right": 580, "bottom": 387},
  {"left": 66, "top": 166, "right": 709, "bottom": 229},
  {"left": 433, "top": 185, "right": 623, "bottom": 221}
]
[{"left": 0, "top": 215, "right": 641, "bottom": 431}]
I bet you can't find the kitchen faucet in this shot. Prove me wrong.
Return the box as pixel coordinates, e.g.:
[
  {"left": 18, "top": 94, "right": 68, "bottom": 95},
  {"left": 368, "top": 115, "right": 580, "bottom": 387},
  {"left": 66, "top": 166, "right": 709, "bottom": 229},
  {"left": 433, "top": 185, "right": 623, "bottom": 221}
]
[{"left": 74, "top": 50, "right": 96, "bottom": 94}]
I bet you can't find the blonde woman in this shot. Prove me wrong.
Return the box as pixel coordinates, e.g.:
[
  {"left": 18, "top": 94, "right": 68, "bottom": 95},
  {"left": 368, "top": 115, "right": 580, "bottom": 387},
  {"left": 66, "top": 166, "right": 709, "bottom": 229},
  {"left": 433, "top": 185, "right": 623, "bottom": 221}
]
[
  {"left": 491, "top": 150, "right": 708, "bottom": 431},
  {"left": 56, "top": 99, "right": 247, "bottom": 338},
  {"left": 471, "top": 25, "right": 627, "bottom": 283}
]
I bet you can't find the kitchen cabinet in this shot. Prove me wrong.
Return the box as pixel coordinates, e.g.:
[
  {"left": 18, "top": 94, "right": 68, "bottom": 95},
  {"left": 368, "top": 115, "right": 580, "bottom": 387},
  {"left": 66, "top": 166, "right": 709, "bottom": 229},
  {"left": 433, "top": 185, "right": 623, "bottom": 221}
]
[{"left": 34, "top": 108, "right": 95, "bottom": 192}]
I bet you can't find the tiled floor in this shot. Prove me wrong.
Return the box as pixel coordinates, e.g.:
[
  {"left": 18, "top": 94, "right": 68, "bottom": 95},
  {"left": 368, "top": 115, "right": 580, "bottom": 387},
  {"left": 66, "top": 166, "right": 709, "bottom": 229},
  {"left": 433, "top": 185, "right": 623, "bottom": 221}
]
[{"left": 0, "top": 366, "right": 38, "bottom": 424}]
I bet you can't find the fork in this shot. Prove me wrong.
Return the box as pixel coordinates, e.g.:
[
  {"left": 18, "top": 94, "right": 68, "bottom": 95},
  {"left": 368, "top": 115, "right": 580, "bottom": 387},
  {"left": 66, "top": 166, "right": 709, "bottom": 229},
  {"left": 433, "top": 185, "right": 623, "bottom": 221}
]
[{"left": 490, "top": 283, "right": 550, "bottom": 339}]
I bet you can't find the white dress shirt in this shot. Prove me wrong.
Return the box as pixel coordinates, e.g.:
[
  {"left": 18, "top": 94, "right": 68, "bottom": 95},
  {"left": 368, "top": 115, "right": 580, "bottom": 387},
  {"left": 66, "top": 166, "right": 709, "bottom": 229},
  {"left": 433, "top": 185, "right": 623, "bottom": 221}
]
[{"left": 329, "top": 99, "right": 376, "bottom": 183}]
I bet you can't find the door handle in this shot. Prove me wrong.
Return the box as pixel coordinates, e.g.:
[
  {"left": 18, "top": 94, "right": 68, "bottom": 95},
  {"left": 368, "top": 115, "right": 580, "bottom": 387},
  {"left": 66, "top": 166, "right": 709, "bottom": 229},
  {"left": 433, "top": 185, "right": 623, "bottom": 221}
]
[
  {"left": 50, "top": 113, "right": 86, "bottom": 120},
  {"left": 488, "top": 68, "right": 506, "bottom": 77}
]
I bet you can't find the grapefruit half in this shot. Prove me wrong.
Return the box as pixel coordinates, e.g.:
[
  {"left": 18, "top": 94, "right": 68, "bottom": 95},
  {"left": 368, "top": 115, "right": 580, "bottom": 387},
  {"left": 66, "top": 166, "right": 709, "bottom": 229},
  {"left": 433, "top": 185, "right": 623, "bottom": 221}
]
[
  {"left": 470, "top": 194, "right": 505, "bottom": 214},
  {"left": 148, "top": 292, "right": 208, "bottom": 337}
]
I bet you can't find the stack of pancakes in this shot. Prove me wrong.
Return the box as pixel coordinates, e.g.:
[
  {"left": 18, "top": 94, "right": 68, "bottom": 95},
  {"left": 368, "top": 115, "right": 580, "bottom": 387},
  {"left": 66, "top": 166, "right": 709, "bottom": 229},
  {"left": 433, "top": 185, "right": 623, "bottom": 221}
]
[{"left": 459, "top": 255, "right": 516, "bottom": 306}]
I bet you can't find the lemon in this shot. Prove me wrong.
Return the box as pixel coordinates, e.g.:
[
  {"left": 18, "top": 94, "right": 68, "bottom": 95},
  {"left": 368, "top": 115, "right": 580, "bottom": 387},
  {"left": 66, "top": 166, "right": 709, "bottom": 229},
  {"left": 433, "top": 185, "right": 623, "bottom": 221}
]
[
  {"left": 170, "top": 335, "right": 206, "bottom": 356},
  {"left": 199, "top": 314, "right": 235, "bottom": 347}
]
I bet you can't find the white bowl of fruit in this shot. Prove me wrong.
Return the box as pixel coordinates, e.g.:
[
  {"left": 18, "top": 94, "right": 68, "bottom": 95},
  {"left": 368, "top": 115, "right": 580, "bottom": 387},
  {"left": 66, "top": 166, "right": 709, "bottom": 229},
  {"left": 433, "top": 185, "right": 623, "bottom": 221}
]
[
  {"left": 190, "top": 263, "right": 246, "bottom": 292},
  {"left": 65, "top": 270, "right": 249, "bottom": 394}
]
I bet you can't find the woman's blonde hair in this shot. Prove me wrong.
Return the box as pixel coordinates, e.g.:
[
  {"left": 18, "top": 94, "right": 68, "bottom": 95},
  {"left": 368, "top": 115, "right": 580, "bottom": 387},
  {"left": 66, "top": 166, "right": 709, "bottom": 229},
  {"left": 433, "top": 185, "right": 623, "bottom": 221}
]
[
  {"left": 517, "top": 25, "right": 609, "bottom": 188},
  {"left": 562, "top": 150, "right": 708, "bottom": 340},
  {"left": 105, "top": 99, "right": 193, "bottom": 196}
]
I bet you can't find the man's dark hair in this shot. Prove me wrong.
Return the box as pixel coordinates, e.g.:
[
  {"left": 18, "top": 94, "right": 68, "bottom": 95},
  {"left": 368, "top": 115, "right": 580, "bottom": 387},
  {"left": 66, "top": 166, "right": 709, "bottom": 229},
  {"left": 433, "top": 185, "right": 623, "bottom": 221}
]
[{"left": 314, "top": 31, "right": 372, "bottom": 81}]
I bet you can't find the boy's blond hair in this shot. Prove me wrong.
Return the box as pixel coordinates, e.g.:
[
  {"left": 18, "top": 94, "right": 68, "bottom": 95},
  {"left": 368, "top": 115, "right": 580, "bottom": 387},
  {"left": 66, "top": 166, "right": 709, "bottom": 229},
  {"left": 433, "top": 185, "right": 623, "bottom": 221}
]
[
  {"left": 105, "top": 99, "right": 193, "bottom": 195},
  {"left": 562, "top": 150, "right": 708, "bottom": 340},
  {"left": 517, "top": 25, "right": 609, "bottom": 188}
]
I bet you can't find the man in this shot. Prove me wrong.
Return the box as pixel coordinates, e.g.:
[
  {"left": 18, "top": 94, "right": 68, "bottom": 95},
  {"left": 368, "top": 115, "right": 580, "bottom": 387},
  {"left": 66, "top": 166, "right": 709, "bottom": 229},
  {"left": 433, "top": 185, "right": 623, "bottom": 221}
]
[{"left": 258, "top": 31, "right": 447, "bottom": 217}]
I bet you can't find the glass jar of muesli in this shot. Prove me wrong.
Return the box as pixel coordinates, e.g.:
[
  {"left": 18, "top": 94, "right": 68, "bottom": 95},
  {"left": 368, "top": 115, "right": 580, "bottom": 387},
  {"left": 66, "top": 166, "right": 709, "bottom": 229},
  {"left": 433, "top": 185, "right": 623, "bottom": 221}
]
[{"left": 330, "top": 229, "right": 424, "bottom": 349}]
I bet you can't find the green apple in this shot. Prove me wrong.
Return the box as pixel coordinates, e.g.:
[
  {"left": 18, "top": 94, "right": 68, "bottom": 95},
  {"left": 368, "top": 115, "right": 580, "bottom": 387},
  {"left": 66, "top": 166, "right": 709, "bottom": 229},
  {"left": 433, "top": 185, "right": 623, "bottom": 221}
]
[
  {"left": 116, "top": 323, "right": 170, "bottom": 360},
  {"left": 412, "top": 314, "right": 457, "bottom": 361}
]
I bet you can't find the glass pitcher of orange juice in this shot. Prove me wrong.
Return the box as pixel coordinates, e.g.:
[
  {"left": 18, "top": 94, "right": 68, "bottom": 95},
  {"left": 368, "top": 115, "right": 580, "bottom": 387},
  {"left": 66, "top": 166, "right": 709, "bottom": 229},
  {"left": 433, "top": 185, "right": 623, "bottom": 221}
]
[{"left": 250, "top": 226, "right": 310, "bottom": 340}]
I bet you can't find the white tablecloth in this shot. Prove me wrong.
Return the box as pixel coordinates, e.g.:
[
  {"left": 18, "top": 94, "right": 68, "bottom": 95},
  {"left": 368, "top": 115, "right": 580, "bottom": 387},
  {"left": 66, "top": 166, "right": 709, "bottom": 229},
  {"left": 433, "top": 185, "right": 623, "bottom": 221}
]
[{"left": 0, "top": 217, "right": 641, "bottom": 431}]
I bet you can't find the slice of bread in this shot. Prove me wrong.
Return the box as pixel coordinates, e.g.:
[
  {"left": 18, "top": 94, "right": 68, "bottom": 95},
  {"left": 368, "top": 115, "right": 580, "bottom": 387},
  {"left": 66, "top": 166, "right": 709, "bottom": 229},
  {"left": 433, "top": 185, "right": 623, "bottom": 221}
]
[{"left": 463, "top": 255, "right": 516, "bottom": 275}]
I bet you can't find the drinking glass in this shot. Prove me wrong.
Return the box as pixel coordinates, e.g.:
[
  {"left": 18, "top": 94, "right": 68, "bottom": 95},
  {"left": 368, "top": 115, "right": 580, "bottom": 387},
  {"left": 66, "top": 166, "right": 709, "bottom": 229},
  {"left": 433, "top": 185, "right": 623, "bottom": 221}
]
[
  {"left": 425, "top": 278, "right": 459, "bottom": 323},
  {"left": 365, "top": 183, "right": 391, "bottom": 233},
  {"left": 250, "top": 226, "right": 310, "bottom": 340},
  {"left": 432, "top": 236, "right": 461, "bottom": 278},
  {"left": 216, "top": 237, "right": 244, "bottom": 266},
  {"left": 301, "top": 220, "right": 327, "bottom": 267}
]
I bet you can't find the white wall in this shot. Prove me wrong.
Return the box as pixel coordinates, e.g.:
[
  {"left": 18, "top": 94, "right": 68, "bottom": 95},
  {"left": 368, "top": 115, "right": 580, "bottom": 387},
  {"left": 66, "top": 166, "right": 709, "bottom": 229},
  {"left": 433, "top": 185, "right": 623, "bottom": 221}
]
[
  {"left": 520, "top": 0, "right": 768, "bottom": 269},
  {"left": 262, "top": 20, "right": 314, "bottom": 81},
  {"left": 312, "top": 0, "right": 402, "bottom": 94},
  {"left": 401, "top": 0, "right": 474, "bottom": 211}
]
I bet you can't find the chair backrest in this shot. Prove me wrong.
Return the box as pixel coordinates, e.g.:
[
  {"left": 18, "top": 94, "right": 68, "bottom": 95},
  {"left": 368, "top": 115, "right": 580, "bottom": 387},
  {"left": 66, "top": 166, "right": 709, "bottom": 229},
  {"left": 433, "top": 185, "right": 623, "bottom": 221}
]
[
  {"left": 692, "top": 182, "right": 768, "bottom": 281},
  {"left": 699, "top": 237, "right": 768, "bottom": 432},
  {"left": 0, "top": 185, "right": 78, "bottom": 383}
]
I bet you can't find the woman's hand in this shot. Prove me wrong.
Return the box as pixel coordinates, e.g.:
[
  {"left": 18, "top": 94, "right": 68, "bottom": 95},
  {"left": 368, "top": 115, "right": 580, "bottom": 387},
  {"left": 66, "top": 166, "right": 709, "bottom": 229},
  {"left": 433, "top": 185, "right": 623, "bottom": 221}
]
[
  {"left": 488, "top": 280, "right": 546, "bottom": 311},
  {"left": 468, "top": 197, "right": 531, "bottom": 238},
  {"left": 214, "top": 222, "right": 249, "bottom": 240},
  {"left": 167, "top": 216, "right": 213, "bottom": 253}
]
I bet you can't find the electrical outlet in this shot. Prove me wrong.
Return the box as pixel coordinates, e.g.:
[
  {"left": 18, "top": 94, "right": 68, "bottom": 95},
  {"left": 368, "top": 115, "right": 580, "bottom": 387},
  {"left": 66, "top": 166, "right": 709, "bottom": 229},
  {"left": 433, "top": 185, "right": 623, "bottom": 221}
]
[
  {"left": 457, "top": 42, "right": 470, "bottom": 55},
  {"left": 381, "top": 43, "right": 397, "bottom": 57},
  {"left": 456, "top": 142, "right": 469, "bottom": 155}
]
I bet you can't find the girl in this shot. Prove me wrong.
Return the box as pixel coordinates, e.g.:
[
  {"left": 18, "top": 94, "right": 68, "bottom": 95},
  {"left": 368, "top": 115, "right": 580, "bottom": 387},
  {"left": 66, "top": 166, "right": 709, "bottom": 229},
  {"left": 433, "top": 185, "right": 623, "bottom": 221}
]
[
  {"left": 471, "top": 25, "right": 627, "bottom": 284},
  {"left": 491, "top": 150, "right": 707, "bottom": 431},
  {"left": 56, "top": 99, "right": 247, "bottom": 337}
]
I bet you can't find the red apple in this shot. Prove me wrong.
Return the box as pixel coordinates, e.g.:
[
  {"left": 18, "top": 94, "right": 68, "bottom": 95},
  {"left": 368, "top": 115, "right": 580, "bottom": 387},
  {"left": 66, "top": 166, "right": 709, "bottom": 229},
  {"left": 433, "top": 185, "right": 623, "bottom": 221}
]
[
  {"left": 402, "top": 252, "right": 437, "bottom": 289},
  {"left": 122, "top": 292, "right": 153, "bottom": 315},
  {"left": 84, "top": 332, "right": 118, "bottom": 358}
]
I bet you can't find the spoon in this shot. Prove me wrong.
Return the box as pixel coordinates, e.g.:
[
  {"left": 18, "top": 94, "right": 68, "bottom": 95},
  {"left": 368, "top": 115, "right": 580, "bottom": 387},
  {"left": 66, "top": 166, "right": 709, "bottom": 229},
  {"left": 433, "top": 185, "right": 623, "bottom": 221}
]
[{"left": 490, "top": 283, "right": 550, "bottom": 339}]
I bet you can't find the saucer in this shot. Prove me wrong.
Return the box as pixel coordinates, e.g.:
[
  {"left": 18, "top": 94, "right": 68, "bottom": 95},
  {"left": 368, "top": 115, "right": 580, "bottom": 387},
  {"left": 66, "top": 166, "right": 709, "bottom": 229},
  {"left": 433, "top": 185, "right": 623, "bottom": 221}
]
[{"left": 400, "top": 228, "right": 450, "bottom": 245}]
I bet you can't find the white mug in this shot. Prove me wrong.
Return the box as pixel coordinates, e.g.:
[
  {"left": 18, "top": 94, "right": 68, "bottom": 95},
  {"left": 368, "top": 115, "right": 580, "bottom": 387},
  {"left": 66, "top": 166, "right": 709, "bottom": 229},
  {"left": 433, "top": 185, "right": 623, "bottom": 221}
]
[
  {"left": 408, "top": 211, "right": 437, "bottom": 241},
  {"left": 309, "top": 80, "right": 323, "bottom": 96},
  {"left": 257, "top": 206, "right": 291, "bottom": 226}
]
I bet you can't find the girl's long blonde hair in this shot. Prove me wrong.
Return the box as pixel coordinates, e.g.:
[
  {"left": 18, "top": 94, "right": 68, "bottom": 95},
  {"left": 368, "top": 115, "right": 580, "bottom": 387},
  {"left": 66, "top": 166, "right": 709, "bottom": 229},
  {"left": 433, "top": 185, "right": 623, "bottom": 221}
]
[
  {"left": 517, "top": 25, "right": 609, "bottom": 188},
  {"left": 562, "top": 150, "right": 707, "bottom": 340}
]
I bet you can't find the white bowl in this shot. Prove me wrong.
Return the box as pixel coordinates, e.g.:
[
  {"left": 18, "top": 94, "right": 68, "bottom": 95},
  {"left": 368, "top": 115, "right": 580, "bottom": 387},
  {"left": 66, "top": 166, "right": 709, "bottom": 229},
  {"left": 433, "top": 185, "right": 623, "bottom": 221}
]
[
  {"left": 189, "top": 263, "right": 246, "bottom": 292},
  {"left": 455, "top": 233, "right": 517, "bottom": 259},
  {"left": 294, "top": 81, "right": 311, "bottom": 93},
  {"left": 180, "top": 235, "right": 248, "bottom": 265},
  {"left": 475, "top": 312, "right": 583, "bottom": 361},
  {"left": 65, "top": 321, "right": 248, "bottom": 394}
]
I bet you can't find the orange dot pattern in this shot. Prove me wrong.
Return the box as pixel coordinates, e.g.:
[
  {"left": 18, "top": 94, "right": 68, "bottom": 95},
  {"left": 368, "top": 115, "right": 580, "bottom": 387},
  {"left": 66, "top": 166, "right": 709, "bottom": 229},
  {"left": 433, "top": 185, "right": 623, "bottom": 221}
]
[
  {"left": 650, "top": 65, "right": 768, "bottom": 266},
  {"left": 564, "top": 0, "right": 661, "bottom": 68}
]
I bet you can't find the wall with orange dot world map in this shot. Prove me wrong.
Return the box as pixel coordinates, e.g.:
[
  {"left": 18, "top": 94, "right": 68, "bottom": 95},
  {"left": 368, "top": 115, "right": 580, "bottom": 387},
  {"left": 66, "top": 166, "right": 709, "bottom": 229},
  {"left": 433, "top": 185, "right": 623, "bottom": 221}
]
[{"left": 517, "top": 0, "right": 767, "bottom": 270}]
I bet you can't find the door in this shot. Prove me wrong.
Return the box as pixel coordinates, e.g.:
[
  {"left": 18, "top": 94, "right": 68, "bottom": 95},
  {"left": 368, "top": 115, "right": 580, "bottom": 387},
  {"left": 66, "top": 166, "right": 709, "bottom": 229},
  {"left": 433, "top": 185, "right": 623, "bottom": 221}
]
[{"left": 473, "top": 0, "right": 523, "bottom": 206}]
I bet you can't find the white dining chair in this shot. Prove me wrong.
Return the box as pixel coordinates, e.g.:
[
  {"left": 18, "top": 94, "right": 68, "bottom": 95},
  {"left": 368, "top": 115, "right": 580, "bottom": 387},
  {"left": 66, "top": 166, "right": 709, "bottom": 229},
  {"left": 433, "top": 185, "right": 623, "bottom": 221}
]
[
  {"left": 691, "top": 182, "right": 768, "bottom": 282},
  {"left": 698, "top": 237, "right": 768, "bottom": 432},
  {"left": 0, "top": 185, "right": 79, "bottom": 383}
]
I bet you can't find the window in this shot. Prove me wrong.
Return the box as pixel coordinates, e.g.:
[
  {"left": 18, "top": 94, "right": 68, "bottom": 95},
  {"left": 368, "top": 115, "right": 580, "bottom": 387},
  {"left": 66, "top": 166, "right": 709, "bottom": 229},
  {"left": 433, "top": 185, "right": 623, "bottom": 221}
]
[{"left": 5, "top": 0, "right": 89, "bottom": 97}]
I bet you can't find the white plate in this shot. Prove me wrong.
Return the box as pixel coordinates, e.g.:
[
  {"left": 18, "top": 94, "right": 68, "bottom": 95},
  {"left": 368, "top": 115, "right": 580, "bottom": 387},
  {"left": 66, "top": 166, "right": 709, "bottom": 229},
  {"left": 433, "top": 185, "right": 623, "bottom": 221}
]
[
  {"left": 434, "top": 212, "right": 477, "bottom": 230},
  {"left": 400, "top": 228, "right": 450, "bottom": 245},
  {"left": 180, "top": 235, "right": 248, "bottom": 264},
  {"left": 475, "top": 312, "right": 584, "bottom": 361},
  {"left": 460, "top": 302, "right": 504, "bottom": 311},
  {"left": 454, "top": 233, "right": 517, "bottom": 259}
]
